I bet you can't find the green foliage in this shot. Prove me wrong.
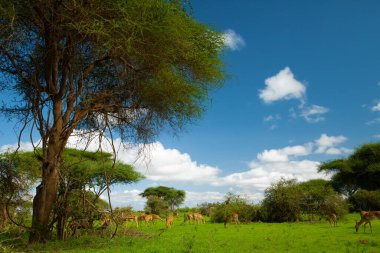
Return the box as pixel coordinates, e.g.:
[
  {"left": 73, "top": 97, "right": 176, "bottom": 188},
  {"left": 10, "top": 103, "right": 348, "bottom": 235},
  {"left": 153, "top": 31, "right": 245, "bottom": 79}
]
[
  {"left": 140, "top": 186, "right": 185, "bottom": 211},
  {"left": 319, "top": 143, "right": 380, "bottom": 195},
  {"left": 0, "top": 0, "right": 225, "bottom": 141},
  {"left": 348, "top": 189, "right": 380, "bottom": 211},
  {"left": 261, "top": 178, "right": 348, "bottom": 222},
  {"left": 261, "top": 179, "right": 302, "bottom": 222},
  {"left": 209, "top": 193, "right": 259, "bottom": 223},
  {"left": 144, "top": 196, "right": 169, "bottom": 215},
  {"left": 0, "top": 152, "right": 40, "bottom": 230},
  {"left": 60, "top": 148, "right": 144, "bottom": 188}
]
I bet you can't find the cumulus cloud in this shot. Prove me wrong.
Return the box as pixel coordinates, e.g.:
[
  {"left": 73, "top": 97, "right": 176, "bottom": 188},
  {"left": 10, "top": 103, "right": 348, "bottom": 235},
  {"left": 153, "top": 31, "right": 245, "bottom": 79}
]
[
  {"left": 301, "top": 105, "right": 330, "bottom": 123},
  {"left": 222, "top": 29, "right": 245, "bottom": 51},
  {"left": 216, "top": 160, "right": 324, "bottom": 191},
  {"left": 66, "top": 134, "right": 221, "bottom": 184},
  {"left": 100, "top": 189, "right": 145, "bottom": 209},
  {"left": 314, "top": 134, "right": 351, "bottom": 155},
  {"left": 257, "top": 144, "right": 312, "bottom": 162},
  {"left": 259, "top": 67, "right": 306, "bottom": 103}
]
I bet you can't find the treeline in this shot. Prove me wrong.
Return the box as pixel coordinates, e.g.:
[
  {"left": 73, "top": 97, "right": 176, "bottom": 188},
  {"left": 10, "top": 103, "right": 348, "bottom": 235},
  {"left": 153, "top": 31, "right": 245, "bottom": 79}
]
[{"left": 190, "top": 179, "right": 380, "bottom": 223}]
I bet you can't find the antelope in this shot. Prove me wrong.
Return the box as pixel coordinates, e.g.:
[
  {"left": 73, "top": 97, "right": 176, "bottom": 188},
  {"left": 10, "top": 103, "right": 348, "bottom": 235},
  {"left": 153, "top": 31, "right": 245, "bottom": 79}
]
[
  {"left": 142, "top": 214, "right": 153, "bottom": 226},
  {"left": 184, "top": 213, "right": 194, "bottom": 224},
  {"left": 121, "top": 214, "right": 139, "bottom": 228},
  {"left": 192, "top": 213, "right": 205, "bottom": 224},
  {"left": 224, "top": 212, "right": 239, "bottom": 228},
  {"left": 166, "top": 215, "right": 174, "bottom": 228},
  {"left": 152, "top": 214, "right": 163, "bottom": 224},
  {"left": 355, "top": 211, "right": 380, "bottom": 233},
  {"left": 328, "top": 213, "right": 337, "bottom": 227}
]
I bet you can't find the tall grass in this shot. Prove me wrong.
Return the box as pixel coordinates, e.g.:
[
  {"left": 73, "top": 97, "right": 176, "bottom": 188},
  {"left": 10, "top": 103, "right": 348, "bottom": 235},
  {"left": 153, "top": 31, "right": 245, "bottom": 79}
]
[{"left": 13, "top": 214, "right": 380, "bottom": 252}]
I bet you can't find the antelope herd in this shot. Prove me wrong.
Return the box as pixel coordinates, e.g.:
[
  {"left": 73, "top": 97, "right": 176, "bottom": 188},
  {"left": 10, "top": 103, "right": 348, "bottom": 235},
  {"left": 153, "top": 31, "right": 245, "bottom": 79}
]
[{"left": 66, "top": 209, "right": 380, "bottom": 238}]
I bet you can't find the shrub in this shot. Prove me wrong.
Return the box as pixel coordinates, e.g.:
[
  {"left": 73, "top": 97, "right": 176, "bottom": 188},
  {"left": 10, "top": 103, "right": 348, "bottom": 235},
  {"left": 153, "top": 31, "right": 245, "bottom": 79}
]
[{"left": 348, "top": 189, "right": 380, "bottom": 211}]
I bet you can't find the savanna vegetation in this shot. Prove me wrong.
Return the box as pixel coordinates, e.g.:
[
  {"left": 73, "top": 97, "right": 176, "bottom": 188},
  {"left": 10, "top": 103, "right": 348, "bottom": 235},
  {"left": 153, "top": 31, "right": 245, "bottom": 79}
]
[{"left": 0, "top": 0, "right": 380, "bottom": 252}]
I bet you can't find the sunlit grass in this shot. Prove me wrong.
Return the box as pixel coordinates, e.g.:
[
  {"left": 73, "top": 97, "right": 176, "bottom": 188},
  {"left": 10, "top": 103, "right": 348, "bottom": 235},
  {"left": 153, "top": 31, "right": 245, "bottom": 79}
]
[{"left": 17, "top": 214, "right": 380, "bottom": 252}]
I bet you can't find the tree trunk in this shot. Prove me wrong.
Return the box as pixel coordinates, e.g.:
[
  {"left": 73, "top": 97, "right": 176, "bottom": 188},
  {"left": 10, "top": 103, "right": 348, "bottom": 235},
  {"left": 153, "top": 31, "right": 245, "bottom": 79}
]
[{"left": 28, "top": 162, "right": 59, "bottom": 244}]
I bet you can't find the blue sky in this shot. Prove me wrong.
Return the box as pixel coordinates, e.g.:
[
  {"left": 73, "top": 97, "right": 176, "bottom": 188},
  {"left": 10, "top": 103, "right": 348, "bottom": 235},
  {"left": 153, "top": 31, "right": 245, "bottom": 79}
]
[{"left": 1, "top": 0, "right": 380, "bottom": 209}]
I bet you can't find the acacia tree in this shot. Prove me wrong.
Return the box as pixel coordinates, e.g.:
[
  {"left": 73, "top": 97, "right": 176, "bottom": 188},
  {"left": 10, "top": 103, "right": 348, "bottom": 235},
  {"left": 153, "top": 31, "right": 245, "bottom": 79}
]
[
  {"left": 140, "top": 186, "right": 185, "bottom": 212},
  {"left": 319, "top": 143, "right": 380, "bottom": 196},
  {"left": 0, "top": 0, "right": 224, "bottom": 243},
  {"left": 55, "top": 148, "right": 143, "bottom": 240}
]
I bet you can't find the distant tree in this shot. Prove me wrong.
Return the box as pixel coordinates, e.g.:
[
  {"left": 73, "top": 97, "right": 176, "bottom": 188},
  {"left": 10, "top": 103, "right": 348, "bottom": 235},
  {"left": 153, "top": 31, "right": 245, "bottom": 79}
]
[
  {"left": 262, "top": 178, "right": 348, "bottom": 222},
  {"left": 210, "top": 193, "right": 258, "bottom": 223},
  {"left": 144, "top": 196, "right": 169, "bottom": 215},
  {"left": 0, "top": 0, "right": 224, "bottom": 243},
  {"left": 261, "top": 179, "right": 302, "bottom": 222},
  {"left": 140, "top": 186, "right": 185, "bottom": 212},
  {"left": 319, "top": 143, "right": 380, "bottom": 196}
]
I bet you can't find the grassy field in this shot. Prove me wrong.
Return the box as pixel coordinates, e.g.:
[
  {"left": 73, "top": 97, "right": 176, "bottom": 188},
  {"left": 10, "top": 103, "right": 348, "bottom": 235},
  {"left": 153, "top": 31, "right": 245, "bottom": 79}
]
[{"left": 7, "top": 214, "right": 380, "bottom": 253}]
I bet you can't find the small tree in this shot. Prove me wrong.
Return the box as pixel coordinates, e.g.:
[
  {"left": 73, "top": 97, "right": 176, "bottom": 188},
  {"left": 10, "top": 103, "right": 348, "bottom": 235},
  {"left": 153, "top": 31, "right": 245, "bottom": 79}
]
[
  {"left": 210, "top": 193, "right": 258, "bottom": 223},
  {"left": 140, "top": 186, "right": 185, "bottom": 212},
  {"left": 144, "top": 196, "right": 169, "bottom": 215},
  {"left": 261, "top": 179, "right": 303, "bottom": 222}
]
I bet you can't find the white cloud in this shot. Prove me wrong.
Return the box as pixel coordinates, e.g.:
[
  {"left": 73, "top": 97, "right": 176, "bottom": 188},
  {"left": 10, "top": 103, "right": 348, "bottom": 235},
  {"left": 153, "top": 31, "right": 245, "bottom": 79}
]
[
  {"left": 372, "top": 102, "right": 380, "bottom": 111},
  {"left": 66, "top": 134, "right": 221, "bottom": 184},
  {"left": 222, "top": 29, "right": 245, "bottom": 51},
  {"left": 100, "top": 189, "right": 145, "bottom": 209},
  {"left": 215, "top": 160, "right": 325, "bottom": 192},
  {"left": 259, "top": 67, "right": 306, "bottom": 103},
  {"left": 301, "top": 104, "right": 329, "bottom": 123},
  {"left": 257, "top": 144, "right": 312, "bottom": 162},
  {"left": 314, "top": 134, "right": 351, "bottom": 155},
  {"left": 184, "top": 191, "right": 225, "bottom": 206}
]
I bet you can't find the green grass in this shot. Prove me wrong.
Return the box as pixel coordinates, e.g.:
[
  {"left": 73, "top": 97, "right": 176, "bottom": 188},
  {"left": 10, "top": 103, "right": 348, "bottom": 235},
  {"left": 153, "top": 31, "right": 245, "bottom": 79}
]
[{"left": 8, "top": 214, "right": 380, "bottom": 253}]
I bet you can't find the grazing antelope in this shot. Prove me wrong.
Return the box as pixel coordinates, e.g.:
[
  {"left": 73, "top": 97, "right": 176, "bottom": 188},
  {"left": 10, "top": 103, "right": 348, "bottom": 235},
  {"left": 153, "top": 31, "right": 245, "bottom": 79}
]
[
  {"left": 224, "top": 212, "right": 239, "bottom": 228},
  {"left": 328, "top": 213, "right": 337, "bottom": 227},
  {"left": 192, "top": 213, "right": 205, "bottom": 224},
  {"left": 121, "top": 214, "right": 139, "bottom": 228},
  {"left": 152, "top": 214, "right": 163, "bottom": 224},
  {"left": 184, "top": 213, "right": 194, "bottom": 224},
  {"left": 166, "top": 215, "right": 174, "bottom": 228},
  {"left": 355, "top": 211, "right": 380, "bottom": 233},
  {"left": 142, "top": 214, "right": 153, "bottom": 226}
]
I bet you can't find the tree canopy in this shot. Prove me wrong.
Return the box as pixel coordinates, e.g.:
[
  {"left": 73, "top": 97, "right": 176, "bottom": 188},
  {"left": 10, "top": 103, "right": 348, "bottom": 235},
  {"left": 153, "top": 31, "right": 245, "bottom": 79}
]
[
  {"left": 319, "top": 143, "right": 380, "bottom": 195},
  {"left": 140, "top": 186, "right": 185, "bottom": 211},
  {"left": 0, "top": 0, "right": 224, "bottom": 243}
]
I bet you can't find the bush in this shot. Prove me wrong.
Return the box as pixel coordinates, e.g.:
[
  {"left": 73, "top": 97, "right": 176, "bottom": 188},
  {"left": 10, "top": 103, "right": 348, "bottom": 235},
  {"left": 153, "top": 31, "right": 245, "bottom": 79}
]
[
  {"left": 209, "top": 193, "right": 259, "bottom": 223},
  {"left": 348, "top": 189, "right": 380, "bottom": 211}
]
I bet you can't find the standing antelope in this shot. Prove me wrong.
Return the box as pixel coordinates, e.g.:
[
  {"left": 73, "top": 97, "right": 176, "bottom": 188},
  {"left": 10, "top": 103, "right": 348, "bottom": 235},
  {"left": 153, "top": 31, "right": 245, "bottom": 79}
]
[
  {"left": 355, "top": 211, "right": 380, "bottom": 233},
  {"left": 166, "top": 216, "right": 174, "bottom": 228},
  {"left": 184, "top": 213, "right": 194, "bottom": 224},
  {"left": 224, "top": 212, "right": 239, "bottom": 228},
  {"left": 328, "top": 213, "right": 337, "bottom": 227},
  {"left": 192, "top": 213, "right": 205, "bottom": 224}
]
